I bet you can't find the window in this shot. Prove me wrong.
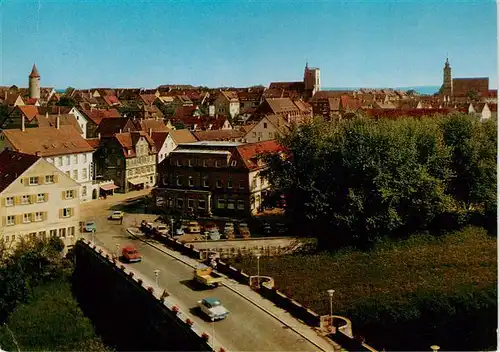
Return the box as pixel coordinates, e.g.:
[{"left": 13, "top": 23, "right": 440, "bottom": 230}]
[
  {"left": 7, "top": 215, "right": 15, "bottom": 226},
  {"left": 176, "top": 198, "right": 184, "bottom": 208},
  {"left": 237, "top": 200, "right": 245, "bottom": 210},
  {"left": 217, "top": 198, "right": 226, "bottom": 209},
  {"left": 203, "top": 160, "right": 208, "bottom": 167},
  {"left": 231, "top": 160, "right": 237, "bottom": 167},
  {"left": 21, "top": 195, "right": 30, "bottom": 204},
  {"left": 202, "top": 177, "right": 209, "bottom": 188},
  {"left": 29, "top": 176, "right": 39, "bottom": 185},
  {"left": 39, "top": 231, "right": 47, "bottom": 239},
  {"left": 57, "top": 157, "right": 62, "bottom": 166},
  {"left": 73, "top": 169, "right": 78, "bottom": 180},
  {"left": 227, "top": 178, "right": 233, "bottom": 189},
  {"left": 176, "top": 176, "right": 182, "bottom": 186},
  {"left": 252, "top": 132, "right": 257, "bottom": 137},
  {"left": 65, "top": 190, "right": 74, "bottom": 199},
  {"left": 59, "top": 228, "right": 66, "bottom": 238},
  {"left": 227, "top": 199, "right": 235, "bottom": 210},
  {"left": 5, "top": 197, "right": 14, "bottom": 206},
  {"left": 188, "top": 177, "right": 194, "bottom": 187},
  {"left": 268, "top": 132, "right": 274, "bottom": 139},
  {"left": 82, "top": 168, "right": 87, "bottom": 180},
  {"left": 35, "top": 212, "right": 43, "bottom": 222},
  {"left": 216, "top": 179, "right": 222, "bottom": 188},
  {"left": 62, "top": 208, "right": 72, "bottom": 217},
  {"left": 188, "top": 198, "right": 194, "bottom": 209},
  {"left": 82, "top": 186, "right": 87, "bottom": 196},
  {"left": 50, "top": 229, "right": 57, "bottom": 238},
  {"left": 65, "top": 156, "right": 70, "bottom": 165},
  {"left": 65, "top": 171, "right": 70, "bottom": 177},
  {"left": 176, "top": 159, "right": 181, "bottom": 166},
  {"left": 37, "top": 193, "right": 45, "bottom": 203},
  {"left": 45, "top": 175, "right": 54, "bottom": 183},
  {"left": 73, "top": 155, "right": 78, "bottom": 163},
  {"left": 263, "top": 122, "right": 268, "bottom": 128},
  {"left": 83, "top": 154, "right": 87, "bottom": 163},
  {"left": 23, "top": 213, "right": 32, "bottom": 223},
  {"left": 239, "top": 181, "right": 245, "bottom": 189},
  {"left": 68, "top": 227, "right": 75, "bottom": 237},
  {"left": 29, "top": 232, "right": 36, "bottom": 239},
  {"left": 198, "top": 199, "right": 206, "bottom": 209},
  {"left": 188, "top": 159, "right": 193, "bottom": 167},
  {"left": 215, "top": 160, "right": 220, "bottom": 168}
]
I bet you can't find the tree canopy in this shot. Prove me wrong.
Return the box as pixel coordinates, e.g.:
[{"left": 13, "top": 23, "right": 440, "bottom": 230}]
[{"left": 261, "top": 114, "right": 497, "bottom": 250}]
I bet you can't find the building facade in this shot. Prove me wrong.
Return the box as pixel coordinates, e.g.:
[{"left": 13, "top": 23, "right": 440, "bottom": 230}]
[
  {"left": 0, "top": 150, "right": 81, "bottom": 251},
  {"left": 155, "top": 140, "right": 282, "bottom": 218}
]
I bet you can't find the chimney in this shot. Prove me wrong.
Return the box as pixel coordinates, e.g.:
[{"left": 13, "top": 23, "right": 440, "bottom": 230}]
[
  {"left": 4, "top": 91, "right": 7, "bottom": 100},
  {"left": 128, "top": 128, "right": 131, "bottom": 132},
  {"left": 45, "top": 112, "right": 48, "bottom": 118},
  {"left": 149, "top": 128, "right": 152, "bottom": 137},
  {"left": 119, "top": 128, "right": 122, "bottom": 133},
  {"left": 98, "top": 133, "right": 101, "bottom": 140},
  {"left": 56, "top": 114, "right": 60, "bottom": 129},
  {"left": 21, "top": 115, "right": 25, "bottom": 132}
]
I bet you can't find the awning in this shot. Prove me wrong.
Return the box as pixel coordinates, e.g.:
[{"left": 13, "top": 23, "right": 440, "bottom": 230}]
[
  {"left": 100, "top": 184, "right": 119, "bottom": 191},
  {"left": 128, "top": 177, "right": 148, "bottom": 186}
]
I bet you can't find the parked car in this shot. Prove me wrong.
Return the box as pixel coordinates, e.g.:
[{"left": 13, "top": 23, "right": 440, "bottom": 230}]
[
  {"left": 154, "top": 224, "right": 169, "bottom": 237},
  {"left": 121, "top": 245, "right": 142, "bottom": 263},
  {"left": 83, "top": 221, "right": 97, "bottom": 232},
  {"left": 207, "top": 228, "right": 221, "bottom": 240},
  {"left": 109, "top": 211, "right": 124, "bottom": 220},
  {"left": 197, "top": 297, "right": 229, "bottom": 321},
  {"left": 186, "top": 221, "right": 201, "bottom": 234},
  {"left": 237, "top": 222, "right": 251, "bottom": 238}
]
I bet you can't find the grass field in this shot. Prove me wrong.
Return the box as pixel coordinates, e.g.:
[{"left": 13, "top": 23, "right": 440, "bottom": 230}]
[
  {"left": 230, "top": 226, "right": 496, "bottom": 314},
  {"left": 0, "top": 278, "right": 111, "bottom": 352}
]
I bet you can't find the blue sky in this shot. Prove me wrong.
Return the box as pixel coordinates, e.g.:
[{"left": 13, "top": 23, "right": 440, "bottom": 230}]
[{"left": 1, "top": 0, "right": 497, "bottom": 89}]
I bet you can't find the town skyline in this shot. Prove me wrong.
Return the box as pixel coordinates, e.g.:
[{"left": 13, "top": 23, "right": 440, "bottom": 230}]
[{"left": 2, "top": 0, "right": 497, "bottom": 89}]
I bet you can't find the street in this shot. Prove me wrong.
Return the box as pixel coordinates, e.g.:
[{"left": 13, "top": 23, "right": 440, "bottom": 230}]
[{"left": 80, "top": 192, "right": 334, "bottom": 352}]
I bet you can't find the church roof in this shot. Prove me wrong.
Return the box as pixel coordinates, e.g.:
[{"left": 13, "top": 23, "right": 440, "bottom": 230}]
[{"left": 29, "top": 64, "right": 40, "bottom": 78}]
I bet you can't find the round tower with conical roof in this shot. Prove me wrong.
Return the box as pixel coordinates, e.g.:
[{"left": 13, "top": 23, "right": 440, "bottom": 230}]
[{"left": 29, "top": 64, "right": 41, "bottom": 99}]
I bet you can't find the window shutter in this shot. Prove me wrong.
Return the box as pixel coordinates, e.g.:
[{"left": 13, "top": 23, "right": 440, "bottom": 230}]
[
  {"left": 30, "top": 194, "right": 36, "bottom": 204},
  {"left": 14, "top": 196, "right": 20, "bottom": 205},
  {"left": 61, "top": 191, "right": 66, "bottom": 200},
  {"left": 15, "top": 215, "right": 21, "bottom": 224},
  {"left": 43, "top": 212, "right": 48, "bottom": 220},
  {"left": 59, "top": 209, "right": 63, "bottom": 218},
  {"left": 24, "top": 177, "right": 29, "bottom": 186},
  {"left": 69, "top": 208, "right": 74, "bottom": 217},
  {"left": 44, "top": 193, "right": 48, "bottom": 202},
  {"left": 53, "top": 174, "right": 59, "bottom": 183},
  {"left": 1, "top": 198, "right": 4, "bottom": 207},
  {"left": 39, "top": 176, "right": 44, "bottom": 185},
  {"left": 73, "top": 190, "right": 77, "bottom": 199},
  {"left": 2, "top": 217, "right": 5, "bottom": 226}
]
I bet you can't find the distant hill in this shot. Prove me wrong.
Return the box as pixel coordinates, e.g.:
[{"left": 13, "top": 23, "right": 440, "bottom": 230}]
[{"left": 323, "top": 86, "right": 441, "bottom": 95}]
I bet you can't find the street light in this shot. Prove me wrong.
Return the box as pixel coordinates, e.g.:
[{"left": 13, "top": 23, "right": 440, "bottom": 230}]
[
  {"left": 92, "top": 229, "right": 96, "bottom": 243},
  {"left": 255, "top": 253, "right": 262, "bottom": 288},
  {"left": 327, "top": 289, "right": 335, "bottom": 332},
  {"left": 204, "top": 231, "right": 209, "bottom": 260},
  {"left": 431, "top": 345, "right": 440, "bottom": 352},
  {"left": 115, "top": 244, "right": 120, "bottom": 259},
  {"left": 154, "top": 269, "right": 160, "bottom": 288}
]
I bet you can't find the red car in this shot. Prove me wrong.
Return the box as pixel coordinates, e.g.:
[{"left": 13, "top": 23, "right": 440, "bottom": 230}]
[{"left": 121, "top": 245, "right": 142, "bottom": 263}]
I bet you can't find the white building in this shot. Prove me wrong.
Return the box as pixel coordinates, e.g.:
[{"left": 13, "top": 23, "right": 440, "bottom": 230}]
[
  {"left": 151, "top": 129, "right": 197, "bottom": 165},
  {"left": 1, "top": 121, "right": 95, "bottom": 202}
]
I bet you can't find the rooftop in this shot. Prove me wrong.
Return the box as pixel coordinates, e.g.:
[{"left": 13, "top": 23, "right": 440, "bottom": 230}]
[
  {"left": 171, "top": 149, "right": 232, "bottom": 155},
  {"left": 179, "top": 141, "right": 245, "bottom": 147}
]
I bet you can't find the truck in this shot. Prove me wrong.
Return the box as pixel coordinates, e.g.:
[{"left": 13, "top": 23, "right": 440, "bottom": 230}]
[{"left": 193, "top": 265, "right": 223, "bottom": 288}]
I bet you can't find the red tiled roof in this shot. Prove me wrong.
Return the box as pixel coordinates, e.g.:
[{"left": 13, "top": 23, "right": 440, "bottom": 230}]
[
  {"left": 17, "top": 105, "right": 39, "bottom": 121},
  {"left": 24, "top": 98, "right": 39, "bottom": 105},
  {"left": 81, "top": 108, "right": 121, "bottom": 125},
  {"left": 193, "top": 129, "right": 245, "bottom": 141},
  {"left": 452, "top": 78, "right": 489, "bottom": 97},
  {"left": 0, "top": 150, "right": 40, "bottom": 194},
  {"left": 96, "top": 117, "right": 138, "bottom": 137},
  {"left": 86, "top": 138, "right": 101, "bottom": 150},
  {"left": 236, "top": 140, "right": 283, "bottom": 170},
  {"left": 114, "top": 131, "right": 156, "bottom": 158},
  {"left": 29, "top": 64, "right": 40, "bottom": 78},
  {"left": 150, "top": 131, "right": 170, "bottom": 150}
]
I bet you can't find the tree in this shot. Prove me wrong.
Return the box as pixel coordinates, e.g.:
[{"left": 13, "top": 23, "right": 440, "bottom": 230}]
[
  {"left": 466, "top": 90, "right": 480, "bottom": 101},
  {"left": 406, "top": 89, "right": 418, "bottom": 96}
]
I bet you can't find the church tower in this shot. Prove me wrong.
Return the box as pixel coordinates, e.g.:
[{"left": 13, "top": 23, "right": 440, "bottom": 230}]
[
  {"left": 29, "top": 64, "right": 41, "bottom": 99},
  {"left": 442, "top": 58, "right": 452, "bottom": 100},
  {"left": 303, "top": 61, "right": 320, "bottom": 97}
]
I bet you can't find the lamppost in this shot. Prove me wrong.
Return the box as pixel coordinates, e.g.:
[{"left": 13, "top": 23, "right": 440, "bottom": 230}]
[
  {"left": 92, "top": 229, "right": 96, "bottom": 243},
  {"left": 255, "top": 253, "right": 262, "bottom": 288},
  {"left": 115, "top": 244, "right": 120, "bottom": 259},
  {"left": 170, "top": 217, "right": 174, "bottom": 238},
  {"left": 204, "top": 231, "right": 209, "bottom": 260},
  {"left": 154, "top": 269, "right": 160, "bottom": 288},
  {"left": 431, "top": 345, "right": 440, "bottom": 352},
  {"left": 327, "top": 289, "right": 335, "bottom": 332}
]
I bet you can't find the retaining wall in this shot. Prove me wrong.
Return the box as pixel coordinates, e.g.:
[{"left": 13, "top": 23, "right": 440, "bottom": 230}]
[{"left": 72, "top": 239, "right": 216, "bottom": 352}]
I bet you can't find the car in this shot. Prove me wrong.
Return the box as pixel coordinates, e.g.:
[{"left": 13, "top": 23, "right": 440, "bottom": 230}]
[
  {"left": 83, "top": 221, "right": 97, "bottom": 232},
  {"left": 109, "top": 211, "right": 124, "bottom": 220},
  {"left": 121, "top": 245, "right": 142, "bottom": 263},
  {"left": 197, "top": 298, "right": 229, "bottom": 321},
  {"left": 186, "top": 221, "right": 201, "bottom": 234}
]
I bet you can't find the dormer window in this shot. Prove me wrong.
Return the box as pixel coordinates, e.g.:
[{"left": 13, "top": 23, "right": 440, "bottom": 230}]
[
  {"left": 176, "top": 159, "right": 181, "bottom": 166},
  {"left": 231, "top": 160, "right": 237, "bottom": 167},
  {"left": 127, "top": 150, "right": 131, "bottom": 156}
]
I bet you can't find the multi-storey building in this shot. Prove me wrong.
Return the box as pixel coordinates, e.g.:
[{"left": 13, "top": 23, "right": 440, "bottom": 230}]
[
  {"left": 155, "top": 140, "right": 282, "bottom": 218},
  {"left": 1, "top": 122, "right": 95, "bottom": 202},
  {"left": 94, "top": 131, "right": 157, "bottom": 193},
  {"left": 0, "top": 150, "right": 81, "bottom": 252}
]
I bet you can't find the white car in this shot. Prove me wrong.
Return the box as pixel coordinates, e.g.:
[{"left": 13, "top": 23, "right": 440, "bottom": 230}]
[{"left": 197, "top": 298, "right": 229, "bottom": 321}]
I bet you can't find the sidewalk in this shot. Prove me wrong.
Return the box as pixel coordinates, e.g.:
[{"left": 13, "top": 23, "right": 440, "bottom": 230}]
[{"left": 126, "top": 227, "right": 339, "bottom": 352}]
